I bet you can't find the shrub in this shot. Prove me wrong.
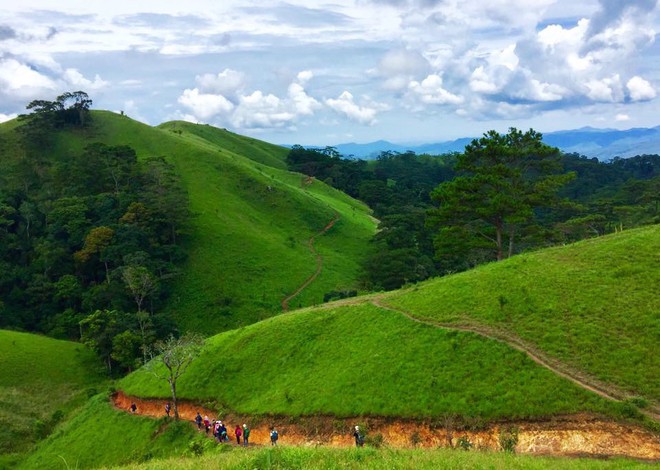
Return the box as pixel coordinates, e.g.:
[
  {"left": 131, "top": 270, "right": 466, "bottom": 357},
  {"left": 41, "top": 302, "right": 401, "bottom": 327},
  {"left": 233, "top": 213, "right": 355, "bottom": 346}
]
[
  {"left": 365, "top": 432, "right": 384, "bottom": 448},
  {"left": 457, "top": 435, "right": 473, "bottom": 451},
  {"left": 498, "top": 426, "right": 519, "bottom": 453}
]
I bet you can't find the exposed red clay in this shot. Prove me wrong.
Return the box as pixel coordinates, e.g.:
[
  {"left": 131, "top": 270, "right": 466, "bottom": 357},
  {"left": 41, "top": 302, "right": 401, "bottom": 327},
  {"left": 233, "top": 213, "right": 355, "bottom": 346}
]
[{"left": 113, "top": 391, "right": 659, "bottom": 460}]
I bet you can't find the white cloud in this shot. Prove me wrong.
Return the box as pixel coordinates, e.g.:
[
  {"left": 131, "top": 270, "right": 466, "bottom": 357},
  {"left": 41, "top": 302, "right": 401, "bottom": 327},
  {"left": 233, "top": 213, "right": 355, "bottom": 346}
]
[
  {"left": 375, "top": 48, "right": 430, "bottom": 91},
  {"left": 408, "top": 74, "right": 463, "bottom": 105},
  {"left": 177, "top": 70, "right": 322, "bottom": 130},
  {"left": 615, "top": 113, "right": 630, "bottom": 122},
  {"left": 584, "top": 75, "right": 624, "bottom": 102},
  {"left": 325, "top": 91, "right": 387, "bottom": 125},
  {"left": 177, "top": 88, "right": 234, "bottom": 121},
  {"left": 288, "top": 82, "right": 321, "bottom": 115},
  {"left": 62, "top": 68, "right": 109, "bottom": 90},
  {"left": 232, "top": 91, "right": 296, "bottom": 129},
  {"left": 626, "top": 76, "right": 656, "bottom": 101},
  {"left": 0, "top": 112, "right": 18, "bottom": 123},
  {"left": 195, "top": 69, "right": 245, "bottom": 96},
  {"left": 0, "top": 57, "right": 57, "bottom": 97}
]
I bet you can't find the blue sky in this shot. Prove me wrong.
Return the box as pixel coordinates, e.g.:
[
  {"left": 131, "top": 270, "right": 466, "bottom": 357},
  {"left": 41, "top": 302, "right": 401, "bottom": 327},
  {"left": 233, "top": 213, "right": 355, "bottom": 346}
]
[{"left": 1, "top": 0, "right": 658, "bottom": 145}]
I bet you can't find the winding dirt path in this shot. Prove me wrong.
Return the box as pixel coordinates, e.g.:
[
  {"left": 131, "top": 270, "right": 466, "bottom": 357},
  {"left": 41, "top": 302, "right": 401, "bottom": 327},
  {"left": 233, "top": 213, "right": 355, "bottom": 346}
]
[
  {"left": 281, "top": 215, "right": 339, "bottom": 311},
  {"left": 112, "top": 391, "right": 659, "bottom": 459},
  {"left": 369, "top": 298, "right": 660, "bottom": 421}
]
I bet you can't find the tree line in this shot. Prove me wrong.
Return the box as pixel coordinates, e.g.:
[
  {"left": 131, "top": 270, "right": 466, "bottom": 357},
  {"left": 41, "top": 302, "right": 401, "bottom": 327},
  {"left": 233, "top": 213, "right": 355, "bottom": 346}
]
[
  {"left": 0, "top": 92, "right": 190, "bottom": 373},
  {"left": 287, "top": 131, "right": 659, "bottom": 292}
]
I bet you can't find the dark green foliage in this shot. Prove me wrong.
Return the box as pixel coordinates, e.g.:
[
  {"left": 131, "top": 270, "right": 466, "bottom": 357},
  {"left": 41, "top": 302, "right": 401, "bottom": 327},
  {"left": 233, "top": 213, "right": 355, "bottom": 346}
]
[
  {"left": 498, "top": 426, "right": 519, "bottom": 453},
  {"left": 287, "top": 140, "right": 660, "bottom": 290},
  {"left": 0, "top": 96, "right": 189, "bottom": 372},
  {"left": 286, "top": 146, "right": 455, "bottom": 291},
  {"left": 429, "top": 128, "right": 575, "bottom": 263}
]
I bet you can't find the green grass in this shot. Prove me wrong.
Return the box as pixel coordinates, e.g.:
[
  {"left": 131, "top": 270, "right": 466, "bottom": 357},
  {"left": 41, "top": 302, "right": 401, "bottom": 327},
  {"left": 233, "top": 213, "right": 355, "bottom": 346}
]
[
  {"left": 107, "top": 446, "right": 654, "bottom": 470},
  {"left": 0, "top": 112, "right": 377, "bottom": 334},
  {"left": 19, "top": 394, "right": 197, "bottom": 470},
  {"left": 0, "top": 330, "right": 104, "bottom": 455},
  {"left": 382, "top": 225, "right": 660, "bottom": 403},
  {"left": 120, "top": 303, "right": 618, "bottom": 420},
  {"left": 157, "top": 121, "right": 290, "bottom": 170}
]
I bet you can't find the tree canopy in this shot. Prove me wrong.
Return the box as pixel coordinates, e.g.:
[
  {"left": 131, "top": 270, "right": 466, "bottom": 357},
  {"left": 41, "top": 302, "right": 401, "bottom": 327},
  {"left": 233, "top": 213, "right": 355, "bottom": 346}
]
[{"left": 429, "top": 128, "right": 575, "bottom": 263}]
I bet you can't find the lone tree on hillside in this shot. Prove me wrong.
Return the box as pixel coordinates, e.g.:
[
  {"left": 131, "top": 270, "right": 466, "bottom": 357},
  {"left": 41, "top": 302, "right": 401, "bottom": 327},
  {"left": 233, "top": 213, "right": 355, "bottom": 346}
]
[
  {"left": 145, "top": 333, "right": 204, "bottom": 420},
  {"left": 429, "top": 128, "right": 575, "bottom": 266}
]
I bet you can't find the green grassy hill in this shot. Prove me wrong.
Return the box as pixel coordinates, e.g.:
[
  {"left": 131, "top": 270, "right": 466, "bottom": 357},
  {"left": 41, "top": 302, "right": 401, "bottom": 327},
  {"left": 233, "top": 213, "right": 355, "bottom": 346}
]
[
  {"left": 382, "top": 224, "right": 660, "bottom": 406},
  {"left": 0, "top": 111, "right": 376, "bottom": 333},
  {"left": 120, "top": 302, "right": 616, "bottom": 420},
  {"left": 118, "top": 226, "right": 658, "bottom": 421},
  {"left": 0, "top": 330, "right": 103, "bottom": 461},
  {"left": 18, "top": 395, "right": 196, "bottom": 470},
  {"left": 16, "top": 226, "right": 659, "bottom": 470}
]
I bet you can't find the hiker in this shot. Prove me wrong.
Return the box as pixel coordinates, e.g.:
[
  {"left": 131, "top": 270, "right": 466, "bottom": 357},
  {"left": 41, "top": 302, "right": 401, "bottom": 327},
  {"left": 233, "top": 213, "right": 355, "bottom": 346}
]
[
  {"left": 353, "top": 425, "right": 364, "bottom": 447},
  {"left": 130, "top": 403, "right": 137, "bottom": 413},
  {"left": 219, "top": 422, "right": 228, "bottom": 442},
  {"left": 203, "top": 415, "right": 210, "bottom": 434},
  {"left": 234, "top": 425, "right": 242, "bottom": 444},
  {"left": 242, "top": 423, "right": 250, "bottom": 446},
  {"left": 214, "top": 420, "right": 221, "bottom": 441},
  {"left": 195, "top": 412, "right": 203, "bottom": 429},
  {"left": 165, "top": 403, "right": 171, "bottom": 417},
  {"left": 270, "top": 427, "right": 279, "bottom": 446}
]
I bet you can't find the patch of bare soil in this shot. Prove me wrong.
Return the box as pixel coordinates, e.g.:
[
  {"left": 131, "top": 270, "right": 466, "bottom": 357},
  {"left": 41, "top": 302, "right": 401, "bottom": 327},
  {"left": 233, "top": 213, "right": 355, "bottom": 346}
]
[{"left": 113, "top": 391, "right": 659, "bottom": 460}]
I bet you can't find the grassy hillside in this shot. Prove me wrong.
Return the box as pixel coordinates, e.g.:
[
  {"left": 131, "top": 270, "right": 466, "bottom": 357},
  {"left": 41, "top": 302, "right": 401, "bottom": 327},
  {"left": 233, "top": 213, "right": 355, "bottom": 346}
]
[
  {"left": 382, "top": 225, "right": 660, "bottom": 404},
  {"left": 0, "top": 111, "right": 376, "bottom": 333},
  {"left": 119, "top": 227, "right": 659, "bottom": 422},
  {"left": 18, "top": 395, "right": 196, "bottom": 470},
  {"left": 0, "top": 330, "right": 103, "bottom": 458},
  {"left": 121, "top": 302, "right": 617, "bottom": 420},
  {"left": 107, "top": 446, "right": 654, "bottom": 470},
  {"left": 158, "top": 121, "right": 290, "bottom": 170}
]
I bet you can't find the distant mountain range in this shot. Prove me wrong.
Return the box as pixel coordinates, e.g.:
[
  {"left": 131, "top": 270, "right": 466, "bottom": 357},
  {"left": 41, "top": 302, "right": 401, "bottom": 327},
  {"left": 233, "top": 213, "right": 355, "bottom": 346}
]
[{"left": 330, "top": 126, "right": 660, "bottom": 160}]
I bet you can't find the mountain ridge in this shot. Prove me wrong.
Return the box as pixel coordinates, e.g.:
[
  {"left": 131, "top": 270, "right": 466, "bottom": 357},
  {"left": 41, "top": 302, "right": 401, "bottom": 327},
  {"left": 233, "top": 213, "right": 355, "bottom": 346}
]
[{"left": 327, "top": 125, "right": 660, "bottom": 160}]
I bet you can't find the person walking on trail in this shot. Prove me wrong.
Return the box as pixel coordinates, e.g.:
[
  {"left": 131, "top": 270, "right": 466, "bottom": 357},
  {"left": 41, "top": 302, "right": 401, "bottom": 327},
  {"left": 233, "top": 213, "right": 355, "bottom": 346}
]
[
  {"left": 214, "top": 420, "right": 222, "bottom": 441},
  {"left": 242, "top": 423, "right": 250, "bottom": 446},
  {"left": 130, "top": 403, "right": 137, "bottom": 413},
  {"left": 219, "top": 421, "right": 228, "bottom": 442},
  {"left": 353, "top": 425, "right": 364, "bottom": 447},
  {"left": 165, "top": 403, "right": 171, "bottom": 417},
  {"left": 270, "top": 427, "right": 279, "bottom": 446},
  {"left": 195, "top": 412, "right": 203, "bottom": 430},
  {"left": 234, "top": 425, "right": 242, "bottom": 445},
  {"left": 203, "top": 416, "right": 210, "bottom": 434}
]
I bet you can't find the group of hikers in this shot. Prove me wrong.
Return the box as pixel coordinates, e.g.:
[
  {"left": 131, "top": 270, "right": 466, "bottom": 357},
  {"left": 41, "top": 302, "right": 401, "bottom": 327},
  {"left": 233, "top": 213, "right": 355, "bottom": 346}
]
[
  {"left": 193, "top": 411, "right": 279, "bottom": 446},
  {"left": 129, "top": 401, "right": 364, "bottom": 447}
]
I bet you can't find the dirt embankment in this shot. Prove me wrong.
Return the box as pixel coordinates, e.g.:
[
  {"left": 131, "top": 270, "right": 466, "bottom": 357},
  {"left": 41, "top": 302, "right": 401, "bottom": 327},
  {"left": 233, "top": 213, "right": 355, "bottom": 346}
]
[{"left": 113, "top": 391, "right": 659, "bottom": 460}]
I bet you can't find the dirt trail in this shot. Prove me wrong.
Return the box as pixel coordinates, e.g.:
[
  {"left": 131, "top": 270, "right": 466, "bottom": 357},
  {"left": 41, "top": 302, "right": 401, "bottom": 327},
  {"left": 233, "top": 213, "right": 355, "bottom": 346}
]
[
  {"left": 113, "top": 391, "right": 659, "bottom": 459},
  {"left": 370, "top": 298, "right": 660, "bottom": 421},
  {"left": 281, "top": 215, "right": 339, "bottom": 311}
]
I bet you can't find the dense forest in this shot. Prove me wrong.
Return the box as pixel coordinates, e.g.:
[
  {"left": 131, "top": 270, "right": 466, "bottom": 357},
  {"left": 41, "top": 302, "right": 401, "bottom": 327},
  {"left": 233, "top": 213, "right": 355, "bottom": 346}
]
[
  {"left": 287, "top": 139, "right": 659, "bottom": 291},
  {"left": 0, "top": 92, "right": 189, "bottom": 372}
]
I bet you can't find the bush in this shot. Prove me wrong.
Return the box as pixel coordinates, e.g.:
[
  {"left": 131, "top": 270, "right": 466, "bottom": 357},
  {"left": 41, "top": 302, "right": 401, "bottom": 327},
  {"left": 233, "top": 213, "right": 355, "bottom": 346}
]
[
  {"left": 498, "top": 426, "right": 518, "bottom": 453},
  {"left": 364, "top": 432, "right": 383, "bottom": 448},
  {"left": 457, "top": 435, "right": 473, "bottom": 451}
]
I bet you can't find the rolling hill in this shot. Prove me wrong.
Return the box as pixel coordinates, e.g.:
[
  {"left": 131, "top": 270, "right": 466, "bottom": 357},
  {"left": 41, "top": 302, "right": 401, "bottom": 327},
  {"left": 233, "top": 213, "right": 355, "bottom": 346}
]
[
  {"left": 119, "top": 226, "right": 659, "bottom": 418},
  {"left": 0, "top": 330, "right": 103, "bottom": 463},
  {"left": 12, "top": 225, "right": 659, "bottom": 469},
  {"left": 0, "top": 111, "right": 377, "bottom": 334}
]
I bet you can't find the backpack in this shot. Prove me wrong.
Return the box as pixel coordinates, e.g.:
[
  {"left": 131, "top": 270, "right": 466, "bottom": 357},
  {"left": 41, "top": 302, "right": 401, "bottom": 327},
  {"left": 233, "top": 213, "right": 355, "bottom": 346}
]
[{"left": 271, "top": 430, "right": 278, "bottom": 440}]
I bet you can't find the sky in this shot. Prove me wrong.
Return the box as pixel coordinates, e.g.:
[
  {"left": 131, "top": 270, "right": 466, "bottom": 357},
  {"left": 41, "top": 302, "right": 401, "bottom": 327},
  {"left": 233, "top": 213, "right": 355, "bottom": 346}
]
[{"left": 0, "top": 0, "right": 658, "bottom": 146}]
